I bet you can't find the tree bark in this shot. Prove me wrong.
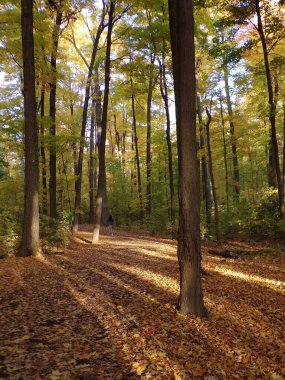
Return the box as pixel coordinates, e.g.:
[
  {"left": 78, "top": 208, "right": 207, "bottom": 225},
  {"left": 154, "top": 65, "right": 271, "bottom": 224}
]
[
  {"left": 254, "top": 0, "right": 284, "bottom": 218},
  {"left": 131, "top": 90, "right": 144, "bottom": 220},
  {"left": 92, "top": 1, "right": 115, "bottom": 244},
  {"left": 220, "top": 96, "right": 230, "bottom": 212},
  {"left": 73, "top": 8, "right": 106, "bottom": 232},
  {"left": 146, "top": 58, "right": 156, "bottom": 215},
  {"left": 197, "top": 93, "right": 211, "bottom": 225},
  {"left": 168, "top": 0, "right": 207, "bottom": 317},
  {"left": 89, "top": 96, "right": 96, "bottom": 223},
  {"left": 159, "top": 53, "right": 175, "bottom": 225},
  {"left": 40, "top": 87, "right": 47, "bottom": 215},
  {"left": 223, "top": 63, "right": 240, "bottom": 202},
  {"left": 206, "top": 107, "right": 221, "bottom": 244},
  {"left": 49, "top": 6, "right": 63, "bottom": 219},
  {"left": 18, "top": 0, "right": 40, "bottom": 256}
]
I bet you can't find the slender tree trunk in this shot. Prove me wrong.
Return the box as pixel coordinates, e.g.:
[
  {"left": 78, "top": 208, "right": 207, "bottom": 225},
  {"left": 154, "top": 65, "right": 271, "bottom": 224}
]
[
  {"left": 159, "top": 54, "right": 175, "bottom": 225},
  {"left": 92, "top": 1, "right": 115, "bottom": 244},
  {"left": 254, "top": 0, "right": 284, "bottom": 218},
  {"left": 223, "top": 64, "right": 240, "bottom": 202},
  {"left": 73, "top": 8, "right": 106, "bottom": 232},
  {"left": 206, "top": 107, "right": 221, "bottom": 244},
  {"left": 268, "top": 139, "right": 276, "bottom": 187},
  {"left": 89, "top": 96, "right": 96, "bottom": 223},
  {"left": 220, "top": 96, "right": 229, "bottom": 212},
  {"left": 114, "top": 114, "right": 121, "bottom": 153},
  {"left": 146, "top": 72, "right": 155, "bottom": 215},
  {"left": 18, "top": 0, "right": 40, "bottom": 256},
  {"left": 131, "top": 90, "right": 144, "bottom": 220},
  {"left": 282, "top": 101, "right": 285, "bottom": 214},
  {"left": 197, "top": 93, "right": 211, "bottom": 225},
  {"left": 168, "top": 0, "right": 207, "bottom": 317},
  {"left": 40, "top": 87, "right": 47, "bottom": 215},
  {"left": 49, "top": 8, "right": 63, "bottom": 219}
]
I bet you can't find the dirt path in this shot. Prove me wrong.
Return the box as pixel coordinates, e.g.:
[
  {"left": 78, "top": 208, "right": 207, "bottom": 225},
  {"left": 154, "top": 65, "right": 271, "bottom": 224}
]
[{"left": 0, "top": 227, "right": 284, "bottom": 379}]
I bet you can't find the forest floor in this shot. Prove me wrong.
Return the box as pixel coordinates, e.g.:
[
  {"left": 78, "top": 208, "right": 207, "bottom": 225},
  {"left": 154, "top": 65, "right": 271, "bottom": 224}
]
[{"left": 0, "top": 226, "right": 284, "bottom": 380}]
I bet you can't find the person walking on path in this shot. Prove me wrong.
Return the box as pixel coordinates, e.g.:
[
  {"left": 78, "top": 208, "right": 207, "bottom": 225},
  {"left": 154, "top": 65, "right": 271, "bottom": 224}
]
[{"left": 107, "top": 215, "right": 114, "bottom": 235}]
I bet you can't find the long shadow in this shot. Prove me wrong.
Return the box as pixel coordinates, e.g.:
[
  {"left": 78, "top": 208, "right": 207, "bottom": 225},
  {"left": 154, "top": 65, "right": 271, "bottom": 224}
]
[
  {"left": 57, "top": 251, "right": 284, "bottom": 344},
  {"left": 46, "top": 252, "right": 284, "bottom": 378},
  {"left": 0, "top": 257, "right": 142, "bottom": 379}
]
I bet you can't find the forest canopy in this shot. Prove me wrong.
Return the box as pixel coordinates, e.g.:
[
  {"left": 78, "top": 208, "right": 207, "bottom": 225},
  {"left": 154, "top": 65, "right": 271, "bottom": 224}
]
[{"left": 0, "top": 0, "right": 285, "bottom": 258}]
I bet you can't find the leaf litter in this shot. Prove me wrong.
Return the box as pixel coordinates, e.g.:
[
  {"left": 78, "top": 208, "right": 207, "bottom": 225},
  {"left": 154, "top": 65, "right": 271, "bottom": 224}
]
[{"left": 0, "top": 226, "right": 284, "bottom": 379}]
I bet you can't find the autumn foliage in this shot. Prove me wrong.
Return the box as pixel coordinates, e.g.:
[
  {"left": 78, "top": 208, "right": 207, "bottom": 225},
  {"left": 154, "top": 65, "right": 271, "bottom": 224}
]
[{"left": 0, "top": 227, "right": 284, "bottom": 379}]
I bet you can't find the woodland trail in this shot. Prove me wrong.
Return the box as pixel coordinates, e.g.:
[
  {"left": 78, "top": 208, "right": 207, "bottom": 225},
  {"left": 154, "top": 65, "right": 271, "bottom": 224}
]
[{"left": 0, "top": 226, "right": 284, "bottom": 380}]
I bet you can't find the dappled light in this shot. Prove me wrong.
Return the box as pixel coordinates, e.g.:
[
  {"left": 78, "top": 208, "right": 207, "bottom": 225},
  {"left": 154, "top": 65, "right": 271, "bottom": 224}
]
[{"left": 0, "top": 229, "right": 284, "bottom": 379}]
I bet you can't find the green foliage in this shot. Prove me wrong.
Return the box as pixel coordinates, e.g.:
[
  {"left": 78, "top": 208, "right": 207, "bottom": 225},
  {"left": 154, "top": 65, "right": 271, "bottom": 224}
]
[
  {"left": 218, "top": 190, "right": 285, "bottom": 240},
  {"left": 0, "top": 211, "right": 21, "bottom": 258},
  {"left": 40, "top": 212, "right": 72, "bottom": 253}
]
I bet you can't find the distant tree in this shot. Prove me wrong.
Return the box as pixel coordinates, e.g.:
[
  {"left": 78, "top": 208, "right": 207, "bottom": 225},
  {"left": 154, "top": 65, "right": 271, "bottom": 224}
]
[
  {"left": 168, "top": 0, "right": 207, "bottom": 316},
  {"left": 18, "top": 0, "right": 40, "bottom": 256}
]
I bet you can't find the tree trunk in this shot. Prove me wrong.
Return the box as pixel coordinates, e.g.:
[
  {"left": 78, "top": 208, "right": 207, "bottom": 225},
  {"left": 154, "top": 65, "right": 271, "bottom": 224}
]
[
  {"left": 159, "top": 53, "right": 175, "bottom": 225},
  {"left": 18, "top": 0, "right": 40, "bottom": 256},
  {"left": 168, "top": 0, "right": 207, "bottom": 317},
  {"left": 131, "top": 91, "right": 144, "bottom": 220},
  {"left": 40, "top": 87, "right": 47, "bottom": 215},
  {"left": 282, "top": 101, "right": 285, "bottom": 214},
  {"left": 223, "top": 63, "right": 240, "bottom": 202},
  {"left": 220, "top": 96, "right": 230, "bottom": 212},
  {"left": 255, "top": 0, "right": 284, "bottom": 218},
  {"left": 197, "top": 93, "right": 211, "bottom": 225},
  {"left": 206, "top": 107, "right": 221, "bottom": 244},
  {"left": 73, "top": 10, "right": 106, "bottom": 232},
  {"left": 89, "top": 96, "right": 96, "bottom": 223},
  {"left": 49, "top": 8, "right": 63, "bottom": 219},
  {"left": 146, "top": 67, "right": 156, "bottom": 215},
  {"left": 92, "top": 1, "right": 115, "bottom": 244}
]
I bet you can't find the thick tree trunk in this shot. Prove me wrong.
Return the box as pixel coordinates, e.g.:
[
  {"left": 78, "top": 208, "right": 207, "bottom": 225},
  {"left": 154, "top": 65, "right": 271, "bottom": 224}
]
[
  {"left": 220, "top": 96, "right": 230, "bottom": 212},
  {"left": 92, "top": 1, "right": 115, "bottom": 244},
  {"left": 223, "top": 64, "right": 240, "bottom": 202},
  {"left": 18, "top": 0, "right": 40, "bottom": 256},
  {"left": 197, "top": 93, "right": 211, "bottom": 225},
  {"left": 40, "top": 87, "right": 47, "bottom": 215},
  {"left": 254, "top": 0, "right": 284, "bottom": 218},
  {"left": 131, "top": 91, "right": 144, "bottom": 220},
  {"left": 206, "top": 107, "right": 221, "bottom": 244},
  {"left": 159, "top": 54, "right": 175, "bottom": 225},
  {"left": 73, "top": 11, "right": 105, "bottom": 232},
  {"left": 168, "top": 0, "right": 207, "bottom": 317},
  {"left": 49, "top": 8, "right": 63, "bottom": 219}
]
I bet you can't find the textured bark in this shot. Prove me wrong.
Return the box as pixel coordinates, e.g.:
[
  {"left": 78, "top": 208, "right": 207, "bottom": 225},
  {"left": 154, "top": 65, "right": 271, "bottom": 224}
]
[
  {"left": 159, "top": 54, "right": 175, "bottom": 225},
  {"left": 223, "top": 64, "right": 240, "bottom": 202},
  {"left": 92, "top": 2, "right": 115, "bottom": 244},
  {"left": 131, "top": 91, "right": 144, "bottom": 220},
  {"left": 255, "top": 0, "right": 284, "bottom": 218},
  {"left": 168, "top": 0, "right": 207, "bottom": 316},
  {"left": 206, "top": 107, "right": 221, "bottom": 245},
  {"left": 73, "top": 9, "right": 106, "bottom": 232},
  {"left": 220, "top": 97, "right": 230, "bottom": 212},
  {"left": 197, "top": 94, "right": 211, "bottom": 225},
  {"left": 146, "top": 61, "right": 156, "bottom": 215},
  {"left": 89, "top": 96, "right": 96, "bottom": 224},
  {"left": 40, "top": 88, "right": 47, "bottom": 215},
  {"left": 49, "top": 7, "right": 63, "bottom": 219},
  {"left": 18, "top": 0, "right": 40, "bottom": 256}
]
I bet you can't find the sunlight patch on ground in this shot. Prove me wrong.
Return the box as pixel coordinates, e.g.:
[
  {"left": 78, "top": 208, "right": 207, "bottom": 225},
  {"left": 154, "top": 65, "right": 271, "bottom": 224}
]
[
  {"left": 109, "top": 262, "right": 179, "bottom": 295},
  {"left": 208, "top": 265, "right": 285, "bottom": 293}
]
